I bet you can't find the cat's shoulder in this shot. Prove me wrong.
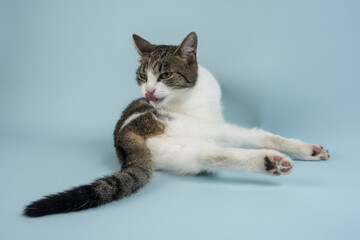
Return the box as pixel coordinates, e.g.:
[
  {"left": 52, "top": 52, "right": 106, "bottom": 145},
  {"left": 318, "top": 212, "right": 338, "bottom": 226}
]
[
  {"left": 114, "top": 98, "right": 165, "bottom": 138},
  {"left": 121, "top": 98, "right": 154, "bottom": 117},
  {"left": 113, "top": 98, "right": 153, "bottom": 131}
]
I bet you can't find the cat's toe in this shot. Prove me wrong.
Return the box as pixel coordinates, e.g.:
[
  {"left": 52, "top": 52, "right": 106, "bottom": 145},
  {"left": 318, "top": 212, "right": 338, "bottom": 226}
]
[{"left": 264, "top": 155, "right": 293, "bottom": 176}]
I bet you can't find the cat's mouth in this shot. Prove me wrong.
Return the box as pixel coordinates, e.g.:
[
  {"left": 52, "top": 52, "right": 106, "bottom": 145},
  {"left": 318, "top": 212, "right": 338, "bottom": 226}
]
[{"left": 145, "top": 92, "right": 165, "bottom": 104}]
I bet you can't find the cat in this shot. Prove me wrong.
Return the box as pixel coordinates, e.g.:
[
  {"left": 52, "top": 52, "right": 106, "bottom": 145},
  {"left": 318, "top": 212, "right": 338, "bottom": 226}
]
[{"left": 24, "top": 32, "right": 330, "bottom": 217}]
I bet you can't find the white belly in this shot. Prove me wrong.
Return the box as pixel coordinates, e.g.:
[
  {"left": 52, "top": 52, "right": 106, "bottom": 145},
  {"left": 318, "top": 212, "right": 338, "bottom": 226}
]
[{"left": 146, "top": 114, "right": 219, "bottom": 174}]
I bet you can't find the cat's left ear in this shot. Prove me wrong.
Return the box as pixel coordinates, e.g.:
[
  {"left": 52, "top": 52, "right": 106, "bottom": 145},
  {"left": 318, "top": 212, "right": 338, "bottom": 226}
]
[{"left": 175, "top": 32, "right": 197, "bottom": 63}]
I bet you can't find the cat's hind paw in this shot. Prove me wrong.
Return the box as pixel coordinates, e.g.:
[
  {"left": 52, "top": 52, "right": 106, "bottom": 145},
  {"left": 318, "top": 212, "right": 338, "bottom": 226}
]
[
  {"left": 264, "top": 155, "right": 293, "bottom": 176},
  {"left": 310, "top": 146, "right": 330, "bottom": 160}
]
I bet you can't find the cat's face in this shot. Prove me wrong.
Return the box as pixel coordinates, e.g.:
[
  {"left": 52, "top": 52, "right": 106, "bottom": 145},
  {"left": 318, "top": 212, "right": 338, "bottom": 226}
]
[{"left": 133, "top": 32, "right": 198, "bottom": 108}]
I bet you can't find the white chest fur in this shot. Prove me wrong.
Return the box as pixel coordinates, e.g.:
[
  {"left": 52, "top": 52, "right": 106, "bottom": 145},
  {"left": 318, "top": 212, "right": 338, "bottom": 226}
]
[
  {"left": 146, "top": 66, "right": 227, "bottom": 174},
  {"left": 162, "top": 65, "right": 224, "bottom": 123}
]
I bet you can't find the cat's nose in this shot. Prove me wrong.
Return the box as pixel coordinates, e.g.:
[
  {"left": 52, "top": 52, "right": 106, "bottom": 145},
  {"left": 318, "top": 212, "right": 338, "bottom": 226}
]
[{"left": 145, "top": 87, "right": 155, "bottom": 94}]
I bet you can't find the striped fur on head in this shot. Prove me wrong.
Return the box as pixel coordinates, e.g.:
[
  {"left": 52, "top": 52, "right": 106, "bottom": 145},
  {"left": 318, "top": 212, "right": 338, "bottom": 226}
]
[{"left": 133, "top": 32, "right": 198, "bottom": 89}]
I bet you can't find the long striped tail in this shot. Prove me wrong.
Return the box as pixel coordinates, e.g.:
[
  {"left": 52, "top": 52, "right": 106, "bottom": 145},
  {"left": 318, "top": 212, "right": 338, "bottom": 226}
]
[
  {"left": 24, "top": 163, "right": 152, "bottom": 217},
  {"left": 24, "top": 98, "right": 165, "bottom": 217}
]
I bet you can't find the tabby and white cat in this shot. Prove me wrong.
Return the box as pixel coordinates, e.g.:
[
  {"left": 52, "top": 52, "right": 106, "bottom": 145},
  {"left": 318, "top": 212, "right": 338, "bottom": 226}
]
[{"left": 24, "top": 32, "right": 330, "bottom": 217}]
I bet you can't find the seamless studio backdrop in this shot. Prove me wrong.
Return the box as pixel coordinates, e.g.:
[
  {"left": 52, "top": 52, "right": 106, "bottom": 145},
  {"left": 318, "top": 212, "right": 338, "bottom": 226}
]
[{"left": 1, "top": 1, "right": 359, "bottom": 240}]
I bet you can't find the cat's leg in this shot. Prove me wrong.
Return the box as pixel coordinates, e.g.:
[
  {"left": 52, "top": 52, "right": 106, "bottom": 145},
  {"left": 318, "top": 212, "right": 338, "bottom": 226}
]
[
  {"left": 147, "top": 136, "right": 293, "bottom": 176},
  {"left": 199, "top": 148, "right": 294, "bottom": 176},
  {"left": 214, "top": 124, "right": 330, "bottom": 161},
  {"left": 261, "top": 132, "right": 330, "bottom": 161},
  {"left": 146, "top": 137, "right": 215, "bottom": 174}
]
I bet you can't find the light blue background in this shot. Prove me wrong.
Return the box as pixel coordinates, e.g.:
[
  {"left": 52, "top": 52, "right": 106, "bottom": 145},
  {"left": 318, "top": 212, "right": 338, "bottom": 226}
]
[{"left": 1, "top": 0, "right": 359, "bottom": 239}]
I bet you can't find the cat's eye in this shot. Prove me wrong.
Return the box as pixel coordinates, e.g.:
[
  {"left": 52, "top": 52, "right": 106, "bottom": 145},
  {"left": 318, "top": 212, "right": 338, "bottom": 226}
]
[
  {"left": 159, "top": 72, "right": 172, "bottom": 80},
  {"left": 139, "top": 73, "right": 147, "bottom": 80}
]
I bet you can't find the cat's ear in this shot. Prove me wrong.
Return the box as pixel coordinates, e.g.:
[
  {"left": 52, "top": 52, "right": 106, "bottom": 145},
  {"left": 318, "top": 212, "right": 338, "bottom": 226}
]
[
  {"left": 132, "top": 34, "right": 153, "bottom": 56},
  {"left": 175, "top": 32, "right": 197, "bottom": 63}
]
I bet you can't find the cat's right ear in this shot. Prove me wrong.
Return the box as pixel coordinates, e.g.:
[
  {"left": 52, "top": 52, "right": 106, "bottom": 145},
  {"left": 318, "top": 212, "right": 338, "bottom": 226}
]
[{"left": 132, "top": 34, "right": 153, "bottom": 56}]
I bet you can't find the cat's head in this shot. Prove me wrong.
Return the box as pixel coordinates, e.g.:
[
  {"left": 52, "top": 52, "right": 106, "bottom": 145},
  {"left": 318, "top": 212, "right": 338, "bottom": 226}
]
[{"left": 133, "top": 32, "right": 198, "bottom": 108}]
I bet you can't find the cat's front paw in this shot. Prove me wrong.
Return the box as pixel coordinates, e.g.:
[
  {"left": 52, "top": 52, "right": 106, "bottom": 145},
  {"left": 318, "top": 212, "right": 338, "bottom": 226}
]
[
  {"left": 264, "top": 155, "right": 293, "bottom": 176},
  {"left": 301, "top": 145, "right": 330, "bottom": 161}
]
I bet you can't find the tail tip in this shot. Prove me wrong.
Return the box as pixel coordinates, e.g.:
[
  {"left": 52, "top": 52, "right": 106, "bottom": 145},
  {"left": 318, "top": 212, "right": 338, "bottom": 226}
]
[{"left": 23, "top": 203, "right": 46, "bottom": 217}]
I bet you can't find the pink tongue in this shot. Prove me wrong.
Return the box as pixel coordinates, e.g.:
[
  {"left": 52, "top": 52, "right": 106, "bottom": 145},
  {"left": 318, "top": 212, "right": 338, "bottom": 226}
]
[{"left": 145, "top": 92, "right": 158, "bottom": 101}]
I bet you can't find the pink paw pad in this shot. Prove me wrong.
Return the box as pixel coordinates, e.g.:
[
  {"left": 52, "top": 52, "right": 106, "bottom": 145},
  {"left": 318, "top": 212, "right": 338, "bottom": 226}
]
[
  {"left": 312, "top": 147, "right": 321, "bottom": 156},
  {"left": 281, "top": 161, "right": 290, "bottom": 167},
  {"left": 264, "top": 156, "right": 293, "bottom": 175}
]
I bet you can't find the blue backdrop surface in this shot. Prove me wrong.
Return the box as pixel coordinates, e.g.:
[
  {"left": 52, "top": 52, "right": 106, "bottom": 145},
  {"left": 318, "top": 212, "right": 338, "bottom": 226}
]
[{"left": 1, "top": 1, "right": 359, "bottom": 240}]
